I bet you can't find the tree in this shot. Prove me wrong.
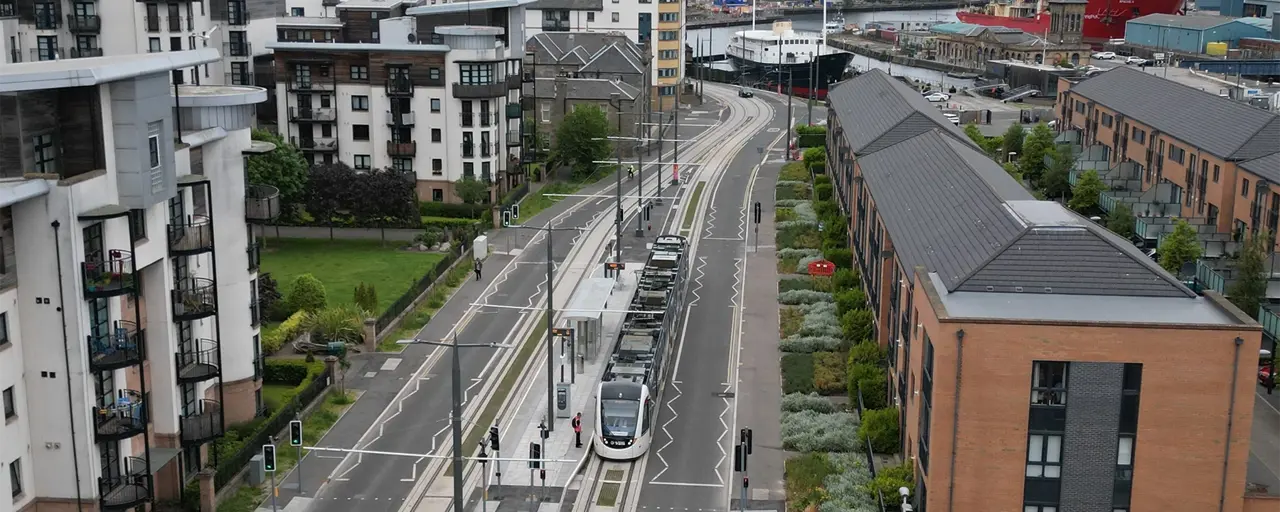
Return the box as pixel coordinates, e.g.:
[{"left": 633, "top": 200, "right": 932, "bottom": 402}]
[
  {"left": 351, "top": 167, "right": 419, "bottom": 227},
  {"left": 454, "top": 176, "right": 490, "bottom": 204},
  {"left": 287, "top": 274, "right": 328, "bottom": 313},
  {"left": 1018, "top": 122, "right": 1056, "bottom": 182},
  {"left": 963, "top": 123, "right": 1002, "bottom": 159},
  {"left": 247, "top": 130, "right": 310, "bottom": 209},
  {"left": 306, "top": 162, "right": 359, "bottom": 225},
  {"left": 1001, "top": 123, "right": 1026, "bottom": 162},
  {"left": 1228, "top": 231, "right": 1271, "bottom": 318},
  {"left": 1040, "top": 145, "right": 1075, "bottom": 199},
  {"left": 963, "top": 123, "right": 985, "bottom": 146},
  {"left": 1106, "top": 203, "right": 1137, "bottom": 239},
  {"left": 1158, "top": 219, "right": 1202, "bottom": 275},
  {"left": 553, "top": 104, "right": 612, "bottom": 180},
  {"left": 1068, "top": 170, "right": 1106, "bottom": 213}
]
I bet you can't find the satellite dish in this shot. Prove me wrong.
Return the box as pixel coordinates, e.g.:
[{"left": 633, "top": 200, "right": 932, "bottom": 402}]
[{"left": 407, "top": 32, "right": 417, "bottom": 43}]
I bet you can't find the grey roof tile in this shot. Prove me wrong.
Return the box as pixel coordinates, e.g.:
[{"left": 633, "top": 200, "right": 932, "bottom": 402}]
[
  {"left": 827, "top": 69, "right": 977, "bottom": 155},
  {"left": 1069, "top": 66, "right": 1280, "bottom": 160},
  {"left": 580, "top": 43, "right": 644, "bottom": 76},
  {"left": 523, "top": 77, "right": 638, "bottom": 100},
  {"left": 1240, "top": 151, "right": 1280, "bottom": 183}
]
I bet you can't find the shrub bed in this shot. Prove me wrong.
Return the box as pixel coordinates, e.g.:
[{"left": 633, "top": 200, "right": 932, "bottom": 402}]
[
  {"left": 775, "top": 199, "right": 809, "bottom": 208},
  {"left": 785, "top": 453, "right": 833, "bottom": 512},
  {"left": 840, "top": 309, "right": 874, "bottom": 341},
  {"left": 780, "top": 410, "right": 860, "bottom": 452},
  {"left": 779, "top": 290, "right": 834, "bottom": 305},
  {"left": 779, "top": 275, "right": 819, "bottom": 293},
  {"left": 781, "top": 392, "right": 838, "bottom": 414},
  {"left": 865, "top": 462, "right": 915, "bottom": 506},
  {"left": 778, "top": 224, "right": 822, "bottom": 250},
  {"left": 775, "top": 207, "right": 797, "bottom": 223},
  {"left": 780, "top": 336, "right": 845, "bottom": 353},
  {"left": 797, "top": 255, "right": 825, "bottom": 274},
  {"left": 819, "top": 453, "right": 879, "bottom": 512},
  {"left": 262, "top": 311, "right": 308, "bottom": 354},
  {"left": 780, "top": 307, "right": 804, "bottom": 338},
  {"left": 798, "top": 302, "right": 841, "bottom": 338},
  {"left": 781, "top": 353, "right": 815, "bottom": 394},
  {"left": 813, "top": 351, "right": 848, "bottom": 395},
  {"left": 793, "top": 202, "right": 819, "bottom": 223},
  {"left": 775, "top": 181, "right": 812, "bottom": 201},
  {"left": 780, "top": 162, "right": 811, "bottom": 181},
  {"left": 858, "top": 407, "right": 902, "bottom": 454}
]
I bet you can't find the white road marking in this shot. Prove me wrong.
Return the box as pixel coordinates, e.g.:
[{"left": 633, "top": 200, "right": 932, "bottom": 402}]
[
  {"left": 380, "top": 358, "right": 402, "bottom": 371},
  {"left": 646, "top": 481, "right": 723, "bottom": 488},
  {"left": 364, "top": 372, "right": 378, "bottom": 378}
]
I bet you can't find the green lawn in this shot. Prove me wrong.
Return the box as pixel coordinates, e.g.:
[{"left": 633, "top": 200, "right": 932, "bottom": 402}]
[
  {"left": 261, "top": 383, "right": 294, "bottom": 412},
  {"left": 260, "top": 239, "right": 445, "bottom": 314}
]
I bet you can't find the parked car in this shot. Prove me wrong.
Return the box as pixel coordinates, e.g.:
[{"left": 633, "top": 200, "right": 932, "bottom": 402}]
[
  {"left": 1092, "top": 51, "right": 1116, "bottom": 60},
  {"left": 925, "top": 92, "right": 950, "bottom": 102},
  {"left": 738, "top": 87, "right": 754, "bottom": 98},
  {"left": 1125, "top": 56, "right": 1147, "bottom": 65}
]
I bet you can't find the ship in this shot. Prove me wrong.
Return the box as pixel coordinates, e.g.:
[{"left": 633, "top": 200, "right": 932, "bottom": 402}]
[
  {"left": 725, "top": 20, "right": 855, "bottom": 99},
  {"left": 955, "top": 0, "right": 1187, "bottom": 41}
]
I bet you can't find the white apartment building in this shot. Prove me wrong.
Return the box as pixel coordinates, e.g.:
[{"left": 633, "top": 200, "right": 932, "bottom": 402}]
[
  {"left": 270, "top": 2, "right": 530, "bottom": 203},
  {"left": 0, "top": 49, "right": 275, "bottom": 511}
]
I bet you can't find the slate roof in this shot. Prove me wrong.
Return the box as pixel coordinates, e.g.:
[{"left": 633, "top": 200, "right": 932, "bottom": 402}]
[
  {"left": 1240, "top": 152, "right": 1280, "bottom": 183},
  {"left": 1069, "top": 66, "right": 1280, "bottom": 161},
  {"left": 526, "top": 32, "right": 642, "bottom": 70},
  {"left": 1127, "top": 13, "right": 1235, "bottom": 30},
  {"left": 826, "top": 69, "right": 976, "bottom": 155},
  {"left": 522, "top": 77, "right": 639, "bottom": 100}
]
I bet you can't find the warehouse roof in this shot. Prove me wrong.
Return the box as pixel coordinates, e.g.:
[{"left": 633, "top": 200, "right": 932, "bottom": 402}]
[{"left": 1126, "top": 13, "right": 1237, "bottom": 30}]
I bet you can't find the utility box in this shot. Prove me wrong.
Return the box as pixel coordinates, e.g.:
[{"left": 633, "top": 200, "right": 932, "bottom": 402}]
[
  {"left": 473, "top": 235, "right": 489, "bottom": 260},
  {"left": 555, "top": 383, "right": 572, "bottom": 419},
  {"left": 247, "top": 454, "right": 265, "bottom": 485}
]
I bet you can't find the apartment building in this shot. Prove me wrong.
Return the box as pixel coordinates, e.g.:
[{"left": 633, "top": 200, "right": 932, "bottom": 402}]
[
  {"left": 0, "top": 49, "right": 274, "bottom": 511},
  {"left": 826, "top": 69, "right": 1262, "bottom": 512},
  {"left": 270, "top": 1, "right": 528, "bottom": 203},
  {"left": 524, "top": 0, "right": 682, "bottom": 110},
  {"left": 1055, "top": 66, "right": 1280, "bottom": 253}
]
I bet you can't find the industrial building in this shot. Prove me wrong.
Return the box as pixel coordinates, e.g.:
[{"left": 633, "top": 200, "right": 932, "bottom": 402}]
[{"left": 1124, "top": 13, "right": 1273, "bottom": 53}]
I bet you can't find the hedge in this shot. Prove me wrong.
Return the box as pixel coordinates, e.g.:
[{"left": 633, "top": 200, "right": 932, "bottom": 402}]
[
  {"left": 419, "top": 201, "right": 488, "bottom": 219},
  {"left": 859, "top": 407, "right": 901, "bottom": 454},
  {"left": 213, "top": 360, "right": 329, "bottom": 488},
  {"left": 834, "top": 288, "right": 867, "bottom": 316},
  {"left": 815, "top": 183, "right": 833, "bottom": 201},
  {"left": 421, "top": 216, "right": 480, "bottom": 231},
  {"left": 841, "top": 309, "right": 874, "bottom": 341},
  {"left": 847, "top": 342, "right": 884, "bottom": 367},
  {"left": 263, "top": 310, "right": 308, "bottom": 354}
]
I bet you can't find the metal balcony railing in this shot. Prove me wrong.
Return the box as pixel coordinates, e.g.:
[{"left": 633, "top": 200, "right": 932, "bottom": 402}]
[
  {"left": 69, "top": 47, "right": 103, "bottom": 58},
  {"left": 176, "top": 339, "right": 221, "bottom": 383},
  {"left": 172, "top": 277, "right": 218, "bottom": 321},
  {"left": 87, "top": 321, "right": 144, "bottom": 372},
  {"left": 99, "top": 468, "right": 151, "bottom": 510},
  {"left": 288, "top": 78, "right": 335, "bottom": 91},
  {"left": 225, "top": 7, "right": 248, "bottom": 26},
  {"left": 480, "top": 112, "right": 498, "bottom": 127},
  {"left": 507, "top": 130, "right": 521, "bottom": 147},
  {"left": 167, "top": 15, "right": 186, "bottom": 32},
  {"left": 461, "top": 142, "right": 475, "bottom": 158},
  {"left": 460, "top": 112, "right": 474, "bottom": 127},
  {"left": 388, "top": 141, "right": 417, "bottom": 156},
  {"left": 223, "top": 41, "right": 251, "bottom": 57},
  {"left": 167, "top": 215, "right": 213, "bottom": 254},
  {"left": 289, "top": 107, "right": 336, "bottom": 122},
  {"left": 386, "top": 111, "right": 415, "bottom": 126},
  {"left": 225, "top": 71, "right": 254, "bottom": 85},
  {"left": 179, "top": 399, "right": 224, "bottom": 445},
  {"left": 293, "top": 137, "right": 338, "bottom": 151},
  {"left": 247, "top": 241, "right": 261, "bottom": 272},
  {"left": 452, "top": 82, "right": 506, "bottom": 99},
  {"left": 93, "top": 389, "right": 146, "bottom": 442},
  {"left": 245, "top": 184, "right": 281, "bottom": 221},
  {"left": 386, "top": 78, "right": 414, "bottom": 96},
  {"left": 82, "top": 250, "right": 136, "bottom": 298},
  {"left": 34, "top": 11, "right": 58, "bottom": 29},
  {"left": 30, "top": 47, "right": 65, "bottom": 61},
  {"left": 67, "top": 14, "right": 101, "bottom": 32}
]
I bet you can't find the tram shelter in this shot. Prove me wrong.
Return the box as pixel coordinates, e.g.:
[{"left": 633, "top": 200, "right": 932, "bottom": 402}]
[{"left": 563, "top": 276, "right": 616, "bottom": 371}]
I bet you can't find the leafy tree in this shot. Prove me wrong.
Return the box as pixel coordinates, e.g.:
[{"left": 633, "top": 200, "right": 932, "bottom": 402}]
[
  {"left": 1002, "top": 162, "right": 1023, "bottom": 181},
  {"left": 840, "top": 309, "right": 874, "bottom": 342},
  {"left": 1068, "top": 170, "right": 1106, "bottom": 213},
  {"left": 1228, "top": 231, "right": 1271, "bottom": 318},
  {"left": 963, "top": 123, "right": 984, "bottom": 145},
  {"left": 1040, "top": 145, "right": 1075, "bottom": 199},
  {"left": 258, "top": 273, "right": 286, "bottom": 320},
  {"left": 306, "top": 162, "right": 358, "bottom": 225},
  {"left": 1018, "top": 122, "right": 1056, "bottom": 181},
  {"left": 351, "top": 167, "right": 418, "bottom": 227},
  {"left": 454, "top": 176, "right": 490, "bottom": 204},
  {"left": 964, "top": 123, "right": 1002, "bottom": 158},
  {"left": 553, "top": 104, "right": 612, "bottom": 180},
  {"left": 247, "top": 130, "right": 310, "bottom": 209},
  {"left": 1106, "top": 203, "right": 1137, "bottom": 239},
  {"left": 1001, "top": 123, "right": 1026, "bottom": 162},
  {"left": 1158, "top": 219, "right": 1202, "bottom": 275}
]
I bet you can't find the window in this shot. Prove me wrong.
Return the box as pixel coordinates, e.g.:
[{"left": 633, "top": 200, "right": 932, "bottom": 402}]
[
  {"left": 463, "top": 162, "right": 474, "bottom": 177},
  {"left": 128, "top": 209, "right": 146, "bottom": 241},
  {"left": 658, "top": 68, "right": 677, "bottom": 78},
  {"left": 1025, "top": 434, "right": 1062, "bottom": 478},
  {"left": 2, "top": 386, "right": 14, "bottom": 419},
  {"left": 658, "top": 86, "right": 675, "bottom": 96},
  {"left": 1243, "top": 179, "right": 1251, "bottom": 198},
  {"left": 432, "top": 188, "right": 444, "bottom": 201},
  {"left": 1213, "top": 164, "right": 1220, "bottom": 183},
  {"left": 587, "top": 12, "right": 594, "bottom": 22},
  {"left": 146, "top": 134, "right": 161, "bottom": 169},
  {"left": 352, "top": 124, "right": 369, "bottom": 141},
  {"left": 0, "top": 313, "right": 8, "bottom": 347},
  {"left": 431, "top": 98, "right": 441, "bottom": 112},
  {"left": 429, "top": 67, "right": 441, "bottom": 80},
  {"left": 149, "top": 37, "right": 161, "bottom": 52},
  {"left": 291, "top": 7, "right": 304, "bottom": 16},
  {"left": 659, "top": 30, "right": 679, "bottom": 41},
  {"left": 1117, "top": 436, "right": 1134, "bottom": 466},
  {"left": 1168, "top": 145, "right": 1185, "bottom": 164},
  {"left": 1131, "top": 128, "right": 1145, "bottom": 144},
  {"left": 432, "top": 128, "right": 442, "bottom": 142},
  {"left": 659, "top": 49, "right": 678, "bottom": 60},
  {"left": 32, "top": 133, "right": 56, "bottom": 173},
  {"left": 350, "top": 65, "right": 368, "bottom": 80},
  {"left": 351, "top": 95, "right": 369, "bottom": 111},
  {"left": 540, "top": 102, "right": 551, "bottom": 123},
  {"left": 8, "top": 457, "right": 20, "bottom": 498},
  {"left": 1030, "top": 361, "right": 1067, "bottom": 405},
  {"left": 1100, "top": 113, "right": 1112, "bottom": 127},
  {"left": 170, "top": 36, "right": 181, "bottom": 51},
  {"left": 253, "top": 334, "right": 262, "bottom": 381},
  {"left": 612, "top": 12, "right": 619, "bottom": 22},
  {"left": 659, "top": 12, "right": 679, "bottom": 22},
  {"left": 1024, "top": 507, "right": 1057, "bottom": 512},
  {"left": 392, "top": 157, "right": 412, "bottom": 172},
  {"left": 354, "top": 155, "right": 371, "bottom": 170},
  {"left": 459, "top": 63, "right": 496, "bottom": 85},
  {"left": 432, "top": 159, "right": 443, "bottom": 174}
]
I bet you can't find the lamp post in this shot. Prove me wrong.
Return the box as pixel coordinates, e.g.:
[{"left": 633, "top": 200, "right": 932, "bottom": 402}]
[{"left": 396, "top": 335, "right": 513, "bottom": 512}]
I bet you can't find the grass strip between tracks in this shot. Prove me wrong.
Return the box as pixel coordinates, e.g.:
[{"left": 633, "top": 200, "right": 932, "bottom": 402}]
[
  {"left": 682, "top": 182, "right": 706, "bottom": 231},
  {"left": 444, "top": 313, "right": 547, "bottom": 477}
]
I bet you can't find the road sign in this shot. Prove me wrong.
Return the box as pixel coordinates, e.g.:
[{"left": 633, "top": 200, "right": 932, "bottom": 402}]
[
  {"left": 551, "top": 327, "right": 574, "bottom": 337},
  {"left": 807, "top": 260, "right": 836, "bottom": 277}
]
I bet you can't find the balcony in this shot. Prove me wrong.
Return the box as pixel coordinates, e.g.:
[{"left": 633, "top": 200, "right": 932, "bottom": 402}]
[
  {"left": 99, "top": 464, "right": 152, "bottom": 511},
  {"left": 289, "top": 107, "right": 336, "bottom": 122},
  {"left": 180, "top": 399, "right": 224, "bottom": 445},
  {"left": 226, "top": 71, "right": 254, "bottom": 85},
  {"left": 460, "top": 112, "right": 474, "bottom": 127},
  {"left": 0, "top": 2, "right": 13, "bottom": 17},
  {"left": 67, "top": 14, "right": 101, "bottom": 32},
  {"left": 388, "top": 141, "right": 417, "bottom": 156},
  {"left": 288, "top": 79, "right": 334, "bottom": 92},
  {"left": 223, "top": 41, "right": 251, "bottom": 58},
  {"left": 480, "top": 112, "right": 497, "bottom": 127},
  {"left": 542, "top": 21, "right": 570, "bottom": 32},
  {"left": 69, "top": 47, "right": 103, "bottom": 58},
  {"left": 34, "top": 12, "right": 58, "bottom": 29},
  {"left": 386, "top": 78, "right": 414, "bottom": 96},
  {"left": 167, "top": 215, "right": 213, "bottom": 255},
  {"left": 506, "top": 73, "right": 522, "bottom": 90},
  {"left": 294, "top": 137, "right": 338, "bottom": 152},
  {"left": 144, "top": 16, "right": 160, "bottom": 32},
  {"left": 461, "top": 142, "right": 475, "bottom": 158},
  {"left": 82, "top": 250, "right": 136, "bottom": 298},
  {"left": 225, "top": 8, "right": 248, "bottom": 26},
  {"left": 246, "top": 184, "right": 281, "bottom": 221},
  {"left": 176, "top": 339, "right": 221, "bottom": 383},
  {"left": 94, "top": 390, "right": 147, "bottom": 442},
  {"left": 507, "top": 130, "right": 521, "bottom": 147},
  {"left": 167, "top": 15, "right": 186, "bottom": 32},
  {"left": 247, "top": 241, "right": 261, "bottom": 272},
  {"left": 172, "top": 277, "right": 217, "bottom": 321},
  {"left": 87, "top": 321, "right": 144, "bottom": 372},
  {"left": 387, "top": 111, "right": 415, "bottom": 126},
  {"left": 30, "top": 47, "right": 65, "bottom": 62},
  {"left": 452, "top": 82, "right": 507, "bottom": 99}
]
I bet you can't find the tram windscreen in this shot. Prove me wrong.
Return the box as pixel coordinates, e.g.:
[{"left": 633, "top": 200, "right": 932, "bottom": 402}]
[{"left": 600, "top": 399, "right": 640, "bottom": 437}]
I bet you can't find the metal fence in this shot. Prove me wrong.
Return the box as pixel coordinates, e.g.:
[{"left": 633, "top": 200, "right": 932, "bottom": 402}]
[
  {"left": 856, "top": 386, "right": 890, "bottom": 512},
  {"left": 374, "top": 244, "right": 468, "bottom": 333},
  {"left": 214, "top": 367, "right": 331, "bottom": 488}
]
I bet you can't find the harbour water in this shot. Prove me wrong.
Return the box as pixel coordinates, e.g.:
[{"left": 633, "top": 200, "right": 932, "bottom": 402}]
[{"left": 687, "top": 8, "right": 974, "bottom": 88}]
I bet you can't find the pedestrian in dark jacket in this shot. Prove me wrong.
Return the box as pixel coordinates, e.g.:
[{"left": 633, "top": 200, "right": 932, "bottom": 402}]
[
  {"left": 474, "top": 259, "right": 483, "bottom": 281},
  {"left": 572, "top": 412, "right": 583, "bottom": 448}
]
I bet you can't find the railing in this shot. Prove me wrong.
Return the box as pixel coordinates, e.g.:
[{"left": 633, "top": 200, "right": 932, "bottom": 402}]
[
  {"left": 144, "top": 16, "right": 160, "bottom": 32},
  {"left": 479, "top": 112, "right": 497, "bottom": 127},
  {"left": 69, "top": 47, "right": 103, "bottom": 58},
  {"left": 223, "top": 41, "right": 251, "bottom": 57},
  {"left": 506, "top": 130, "right": 521, "bottom": 146},
  {"left": 30, "top": 47, "right": 65, "bottom": 61},
  {"left": 460, "top": 112, "right": 474, "bottom": 127},
  {"left": 1260, "top": 306, "right": 1280, "bottom": 341},
  {"left": 168, "top": 215, "right": 214, "bottom": 254},
  {"left": 386, "top": 78, "right": 414, "bottom": 96},
  {"left": 93, "top": 389, "right": 146, "bottom": 442},
  {"left": 82, "top": 250, "right": 136, "bottom": 298},
  {"left": 180, "top": 399, "right": 224, "bottom": 445},
  {"left": 292, "top": 137, "right": 338, "bottom": 151},
  {"left": 542, "top": 21, "right": 570, "bottom": 32},
  {"left": 167, "top": 15, "right": 185, "bottom": 32},
  {"left": 247, "top": 241, "right": 261, "bottom": 272},
  {"left": 251, "top": 297, "right": 260, "bottom": 326},
  {"left": 177, "top": 339, "right": 221, "bottom": 383},
  {"left": 87, "top": 321, "right": 144, "bottom": 372},
  {"left": 481, "top": 141, "right": 493, "bottom": 157},
  {"left": 245, "top": 184, "right": 281, "bottom": 221},
  {"left": 288, "top": 79, "right": 334, "bottom": 91},
  {"left": 34, "top": 11, "right": 58, "bottom": 29},
  {"left": 452, "top": 82, "right": 507, "bottom": 99},
  {"left": 289, "top": 107, "right": 336, "bottom": 122},
  {"left": 388, "top": 141, "right": 417, "bottom": 156},
  {"left": 1195, "top": 259, "right": 1226, "bottom": 293},
  {"left": 225, "top": 71, "right": 254, "bottom": 85},
  {"left": 172, "top": 277, "right": 218, "bottom": 320},
  {"left": 98, "top": 471, "right": 151, "bottom": 510},
  {"left": 67, "top": 14, "right": 101, "bottom": 32},
  {"left": 461, "top": 142, "right": 475, "bottom": 158},
  {"left": 0, "top": 2, "right": 14, "bottom": 17},
  {"left": 225, "top": 7, "right": 248, "bottom": 25}
]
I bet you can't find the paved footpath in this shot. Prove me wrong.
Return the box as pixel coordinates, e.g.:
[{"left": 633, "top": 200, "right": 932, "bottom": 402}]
[{"left": 735, "top": 157, "right": 788, "bottom": 510}]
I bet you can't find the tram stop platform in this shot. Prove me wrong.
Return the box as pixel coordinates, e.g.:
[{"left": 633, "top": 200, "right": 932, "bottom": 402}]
[{"left": 473, "top": 266, "right": 639, "bottom": 511}]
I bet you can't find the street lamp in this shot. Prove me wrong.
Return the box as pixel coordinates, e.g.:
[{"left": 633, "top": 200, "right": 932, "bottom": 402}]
[{"left": 397, "top": 335, "right": 513, "bottom": 512}]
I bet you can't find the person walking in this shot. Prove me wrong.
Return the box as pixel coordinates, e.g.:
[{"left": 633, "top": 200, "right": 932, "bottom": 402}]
[
  {"left": 474, "top": 258, "right": 483, "bottom": 281},
  {"left": 572, "top": 412, "right": 583, "bottom": 448}
]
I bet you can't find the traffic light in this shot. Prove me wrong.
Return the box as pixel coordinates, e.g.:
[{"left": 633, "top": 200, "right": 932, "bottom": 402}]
[
  {"left": 489, "top": 425, "right": 501, "bottom": 451},
  {"left": 528, "top": 443, "right": 542, "bottom": 469},
  {"left": 262, "top": 445, "right": 277, "bottom": 473},
  {"left": 741, "top": 428, "right": 753, "bottom": 455},
  {"left": 289, "top": 420, "right": 302, "bottom": 447},
  {"left": 753, "top": 202, "right": 761, "bottom": 224},
  {"left": 511, "top": 204, "right": 521, "bottom": 220},
  {"left": 502, "top": 209, "right": 512, "bottom": 227}
]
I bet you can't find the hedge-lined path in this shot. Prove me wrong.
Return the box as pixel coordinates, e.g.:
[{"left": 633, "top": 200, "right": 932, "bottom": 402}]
[{"left": 737, "top": 159, "right": 788, "bottom": 509}]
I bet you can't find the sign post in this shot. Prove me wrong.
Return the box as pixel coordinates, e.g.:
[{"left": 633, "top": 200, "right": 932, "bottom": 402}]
[{"left": 752, "top": 201, "right": 761, "bottom": 251}]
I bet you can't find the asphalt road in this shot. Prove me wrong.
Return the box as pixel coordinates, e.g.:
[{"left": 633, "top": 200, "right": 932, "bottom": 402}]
[
  {"left": 636, "top": 89, "right": 793, "bottom": 511},
  {"left": 267, "top": 119, "right": 722, "bottom": 512}
]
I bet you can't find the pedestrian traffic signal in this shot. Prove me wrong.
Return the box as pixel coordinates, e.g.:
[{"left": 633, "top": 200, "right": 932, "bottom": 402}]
[
  {"left": 511, "top": 204, "right": 521, "bottom": 220},
  {"left": 528, "top": 443, "right": 542, "bottom": 469},
  {"left": 753, "top": 202, "right": 761, "bottom": 224},
  {"left": 502, "top": 209, "right": 512, "bottom": 227},
  {"left": 289, "top": 420, "right": 302, "bottom": 447},
  {"left": 741, "top": 428, "right": 753, "bottom": 455},
  {"left": 489, "top": 425, "right": 501, "bottom": 451},
  {"left": 262, "top": 445, "right": 277, "bottom": 473}
]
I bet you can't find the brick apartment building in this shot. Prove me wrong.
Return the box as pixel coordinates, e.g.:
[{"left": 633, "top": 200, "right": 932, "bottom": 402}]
[{"left": 826, "top": 69, "right": 1263, "bottom": 512}]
